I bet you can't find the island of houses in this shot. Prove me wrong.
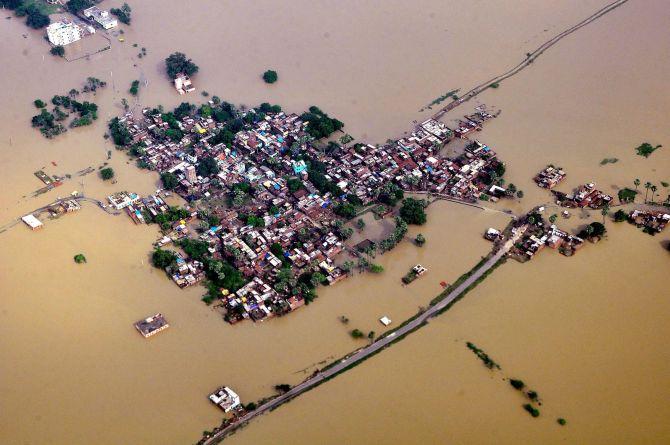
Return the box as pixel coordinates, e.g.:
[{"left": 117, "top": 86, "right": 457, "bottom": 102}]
[{"left": 106, "top": 101, "right": 510, "bottom": 324}]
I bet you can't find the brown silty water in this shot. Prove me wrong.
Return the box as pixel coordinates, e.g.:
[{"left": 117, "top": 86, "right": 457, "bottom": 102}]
[{"left": 0, "top": 0, "right": 667, "bottom": 444}]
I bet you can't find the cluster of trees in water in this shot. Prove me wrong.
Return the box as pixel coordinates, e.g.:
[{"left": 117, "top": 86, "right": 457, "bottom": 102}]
[
  {"left": 31, "top": 78, "right": 105, "bottom": 138},
  {"left": 1, "top": 0, "right": 50, "bottom": 29}
]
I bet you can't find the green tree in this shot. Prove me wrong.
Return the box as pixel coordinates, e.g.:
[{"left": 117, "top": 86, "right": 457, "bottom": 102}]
[
  {"left": 50, "top": 46, "right": 65, "bottom": 57},
  {"left": 262, "top": 70, "right": 278, "bottom": 84},
  {"left": 368, "top": 263, "right": 384, "bottom": 273},
  {"left": 66, "top": 0, "right": 94, "bottom": 13},
  {"left": 650, "top": 185, "right": 658, "bottom": 203},
  {"left": 644, "top": 182, "right": 652, "bottom": 203},
  {"left": 165, "top": 52, "right": 199, "bottom": 78},
  {"left": 601, "top": 203, "right": 609, "bottom": 224},
  {"left": 129, "top": 80, "right": 140, "bottom": 96},
  {"left": 160, "top": 171, "right": 179, "bottom": 190},
  {"left": 152, "top": 249, "right": 177, "bottom": 269},
  {"left": 73, "top": 254, "right": 87, "bottom": 264},
  {"left": 399, "top": 198, "right": 427, "bottom": 225},
  {"left": 633, "top": 178, "right": 641, "bottom": 192},
  {"left": 613, "top": 209, "right": 627, "bottom": 222},
  {"left": 100, "top": 167, "right": 114, "bottom": 180},
  {"left": 108, "top": 117, "right": 132, "bottom": 146},
  {"left": 196, "top": 157, "right": 220, "bottom": 177},
  {"left": 415, "top": 233, "right": 426, "bottom": 246},
  {"left": 33, "top": 99, "right": 46, "bottom": 108},
  {"left": 110, "top": 3, "right": 131, "bottom": 24}
]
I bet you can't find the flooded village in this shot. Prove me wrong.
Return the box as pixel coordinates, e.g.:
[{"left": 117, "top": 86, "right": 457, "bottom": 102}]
[
  {"left": 1, "top": 1, "right": 669, "bottom": 444},
  {"left": 103, "top": 102, "right": 504, "bottom": 325}
]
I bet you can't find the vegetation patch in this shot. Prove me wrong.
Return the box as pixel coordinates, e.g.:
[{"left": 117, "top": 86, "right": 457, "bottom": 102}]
[
  {"left": 110, "top": 3, "right": 132, "bottom": 25},
  {"left": 635, "top": 142, "right": 662, "bottom": 158},
  {"left": 165, "top": 52, "right": 199, "bottom": 79},
  {"left": 466, "top": 342, "right": 501, "bottom": 370},
  {"left": 73, "top": 253, "right": 87, "bottom": 264},
  {"left": 262, "top": 70, "right": 278, "bottom": 84},
  {"left": 523, "top": 403, "right": 540, "bottom": 418}
]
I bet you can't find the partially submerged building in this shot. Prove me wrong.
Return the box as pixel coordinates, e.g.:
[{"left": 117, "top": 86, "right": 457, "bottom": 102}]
[
  {"left": 46, "top": 20, "right": 82, "bottom": 46},
  {"left": 209, "top": 387, "right": 241, "bottom": 412},
  {"left": 134, "top": 313, "right": 170, "bottom": 338},
  {"left": 83, "top": 6, "right": 118, "bottom": 29}
]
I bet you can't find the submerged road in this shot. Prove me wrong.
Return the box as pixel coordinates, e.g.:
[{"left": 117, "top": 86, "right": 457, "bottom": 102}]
[
  {"left": 431, "top": 0, "right": 630, "bottom": 119},
  {"left": 203, "top": 230, "right": 524, "bottom": 444}
]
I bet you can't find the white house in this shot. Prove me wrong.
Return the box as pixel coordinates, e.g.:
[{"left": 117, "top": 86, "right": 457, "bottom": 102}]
[
  {"left": 209, "top": 387, "right": 241, "bottom": 412},
  {"left": 46, "top": 20, "right": 82, "bottom": 46},
  {"left": 83, "top": 6, "right": 118, "bottom": 29}
]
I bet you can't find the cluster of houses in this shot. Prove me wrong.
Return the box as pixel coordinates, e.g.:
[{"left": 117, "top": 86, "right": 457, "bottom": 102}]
[
  {"left": 21, "top": 198, "right": 81, "bottom": 231},
  {"left": 113, "top": 103, "right": 505, "bottom": 323},
  {"left": 627, "top": 210, "right": 670, "bottom": 233},
  {"left": 552, "top": 183, "right": 613, "bottom": 209},
  {"left": 508, "top": 210, "right": 585, "bottom": 260},
  {"left": 534, "top": 165, "right": 566, "bottom": 189},
  {"left": 46, "top": 5, "right": 117, "bottom": 47}
]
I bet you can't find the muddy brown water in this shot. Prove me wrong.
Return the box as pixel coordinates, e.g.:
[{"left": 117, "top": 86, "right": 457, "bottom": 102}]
[{"left": 0, "top": 0, "right": 667, "bottom": 444}]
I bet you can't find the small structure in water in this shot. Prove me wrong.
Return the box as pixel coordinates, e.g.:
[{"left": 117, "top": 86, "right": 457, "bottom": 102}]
[
  {"left": 21, "top": 214, "right": 43, "bottom": 230},
  {"left": 134, "top": 313, "right": 169, "bottom": 338},
  {"left": 402, "top": 264, "right": 428, "bottom": 284},
  {"left": 209, "top": 386, "right": 241, "bottom": 412}
]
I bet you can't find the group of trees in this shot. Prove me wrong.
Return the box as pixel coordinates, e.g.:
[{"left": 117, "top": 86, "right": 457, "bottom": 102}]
[
  {"left": 300, "top": 106, "right": 344, "bottom": 139},
  {"left": 578, "top": 221, "right": 606, "bottom": 240},
  {"left": 399, "top": 198, "right": 427, "bottom": 225},
  {"left": 108, "top": 117, "right": 133, "bottom": 146},
  {"left": 0, "top": 0, "right": 51, "bottom": 29},
  {"left": 376, "top": 217, "right": 408, "bottom": 253},
  {"left": 31, "top": 108, "right": 65, "bottom": 138},
  {"left": 165, "top": 52, "right": 199, "bottom": 79},
  {"left": 110, "top": 2, "right": 131, "bottom": 25},
  {"left": 376, "top": 182, "right": 404, "bottom": 206},
  {"left": 66, "top": 0, "right": 94, "bottom": 13}
]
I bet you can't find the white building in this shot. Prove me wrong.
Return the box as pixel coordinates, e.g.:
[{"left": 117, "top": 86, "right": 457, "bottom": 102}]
[
  {"left": 209, "top": 387, "right": 241, "bottom": 412},
  {"left": 174, "top": 73, "right": 195, "bottom": 95},
  {"left": 83, "top": 6, "right": 118, "bottom": 29},
  {"left": 46, "top": 21, "right": 82, "bottom": 46},
  {"left": 21, "top": 214, "right": 43, "bottom": 230},
  {"left": 108, "top": 192, "right": 140, "bottom": 210}
]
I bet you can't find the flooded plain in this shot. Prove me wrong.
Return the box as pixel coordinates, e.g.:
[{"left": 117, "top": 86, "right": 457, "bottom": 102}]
[{"left": 0, "top": 0, "right": 668, "bottom": 444}]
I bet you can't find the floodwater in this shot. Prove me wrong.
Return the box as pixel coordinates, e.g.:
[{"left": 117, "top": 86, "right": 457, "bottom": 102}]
[{"left": 0, "top": 0, "right": 667, "bottom": 444}]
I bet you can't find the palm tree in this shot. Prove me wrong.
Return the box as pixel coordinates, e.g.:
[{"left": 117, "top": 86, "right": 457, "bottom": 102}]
[
  {"left": 634, "top": 178, "right": 640, "bottom": 192},
  {"left": 601, "top": 203, "right": 610, "bottom": 224},
  {"left": 650, "top": 185, "right": 658, "bottom": 204},
  {"left": 644, "top": 182, "right": 652, "bottom": 203}
]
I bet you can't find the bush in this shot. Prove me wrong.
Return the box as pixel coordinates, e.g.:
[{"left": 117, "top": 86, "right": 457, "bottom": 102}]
[
  {"left": 523, "top": 404, "right": 540, "bottom": 418},
  {"left": 50, "top": 46, "right": 65, "bottom": 57},
  {"left": 557, "top": 418, "right": 567, "bottom": 426},
  {"left": 613, "top": 209, "right": 627, "bottom": 222},
  {"left": 129, "top": 80, "right": 140, "bottom": 96},
  {"left": 368, "top": 264, "right": 384, "bottom": 273},
  {"left": 73, "top": 254, "right": 87, "bottom": 264},
  {"left": 34, "top": 99, "right": 46, "bottom": 108},
  {"left": 415, "top": 233, "right": 426, "bottom": 246},
  {"left": 100, "top": 167, "right": 114, "bottom": 180},
  {"left": 262, "top": 70, "right": 278, "bottom": 84},
  {"left": 350, "top": 329, "right": 365, "bottom": 339},
  {"left": 510, "top": 379, "right": 525, "bottom": 390}
]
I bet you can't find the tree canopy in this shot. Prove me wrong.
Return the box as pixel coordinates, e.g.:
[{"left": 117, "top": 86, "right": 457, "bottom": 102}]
[
  {"left": 262, "top": 70, "right": 278, "bottom": 84},
  {"left": 160, "top": 172, "right": 179, "bottom": 190},
  {"left": 399, "top": 198, "right": 427, "bottom": 225},
  {"left": 165, "top": 52, "right": 199, "bottom": 79}
]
